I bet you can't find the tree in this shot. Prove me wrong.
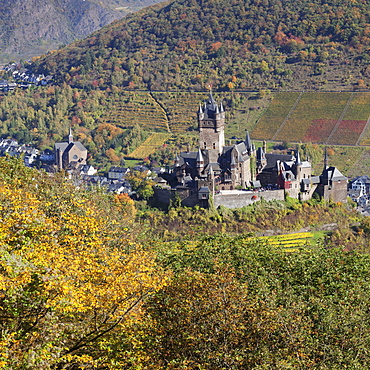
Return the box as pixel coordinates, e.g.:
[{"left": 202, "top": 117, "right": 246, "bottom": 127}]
[
  {"left": 127, "top": 170, "right": 155, "bottom": 200},
  {"left": 0, "top": 157, "right": 167, "bottom": 369},
  {"left": 112, "top": 235, "right": 370, "bottom": 369}
]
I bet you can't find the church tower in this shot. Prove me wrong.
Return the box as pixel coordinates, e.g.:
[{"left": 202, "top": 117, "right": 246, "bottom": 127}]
[{"left": 197, "top": 93, "right": 225, "bottom": 163}]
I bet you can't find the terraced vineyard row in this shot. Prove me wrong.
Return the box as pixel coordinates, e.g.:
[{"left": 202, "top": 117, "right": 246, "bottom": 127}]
[
  {"left": 252, "top": 92, "right": 370, "bottom": 146},
  {"left": 128, "top": 132, "right": 172, "bottom": 159},
  {"left": 256, "top": 232, "right": 314, "bottom": 251},
  {"left": 152, "top": 92, "right": 201, "bottom": 133},
  {"left": 102, "top": 91, "right": 169, "bottom": 131}
]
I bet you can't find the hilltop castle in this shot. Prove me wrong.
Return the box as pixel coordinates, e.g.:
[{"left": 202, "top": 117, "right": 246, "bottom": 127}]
[{"left": 155, "top": 93, "right": 348, "bottom": 208}]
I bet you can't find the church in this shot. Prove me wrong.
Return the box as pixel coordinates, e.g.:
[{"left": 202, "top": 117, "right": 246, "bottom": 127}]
[{"left": 54, "top": 129, "right": 88, "bottom": 170}]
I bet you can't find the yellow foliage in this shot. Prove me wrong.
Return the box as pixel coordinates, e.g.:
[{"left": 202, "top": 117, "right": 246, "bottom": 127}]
[{"left": 0, "top": 158, "right": 168, "bottom": 368}]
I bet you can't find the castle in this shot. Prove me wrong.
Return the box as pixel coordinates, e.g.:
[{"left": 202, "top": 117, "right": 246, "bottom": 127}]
[{"left": 155, "top": 93, "right": 348, "bottom": 208}]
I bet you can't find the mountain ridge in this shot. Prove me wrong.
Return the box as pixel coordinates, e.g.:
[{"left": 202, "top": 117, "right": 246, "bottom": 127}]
[{"left": 31, "top": 0, "right": 370, "bottom": 91}]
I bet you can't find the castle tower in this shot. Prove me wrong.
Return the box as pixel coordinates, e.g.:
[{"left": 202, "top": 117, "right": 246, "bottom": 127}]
[
  {"left": 256, "top": 146, "right": 267, "bottom": 174},
  {"left": 198, "top": 92, "right": 225, "bottom": 163},
  {"left": 245, "top": 130, "right": 254, "bottom": 156},
  {"left": 196, "top": 148, "right": 204, "bottom": 173},
  {"left": 294, "top": 147, "right": 302, "bottom": 179}
]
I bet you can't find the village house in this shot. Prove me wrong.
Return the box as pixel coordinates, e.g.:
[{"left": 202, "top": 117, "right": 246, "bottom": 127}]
[
  {"left": 349, "top": 175, "right": 370, "bottom": 206},
  {"left": 0, "top": 138, "right": 39, "bottom": 166},
  {"left": 108, "top": 166, "right": 130, "bottom": 180}
]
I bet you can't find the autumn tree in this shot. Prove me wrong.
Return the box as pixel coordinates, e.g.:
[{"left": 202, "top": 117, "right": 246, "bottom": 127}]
[
  {"left": 127, "top": 169, "right": 155, "bottom": 200},
  {"left": 0, "top": 157, "right": 167, "bottom": 369}
]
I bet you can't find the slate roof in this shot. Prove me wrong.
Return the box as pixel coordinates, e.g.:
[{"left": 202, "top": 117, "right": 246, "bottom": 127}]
[
  {"left": 321, "top": 166, "right": 347, "bottom": 182},
  {"left": 265, "top": 153, "right": 295, "bottom": 170}
]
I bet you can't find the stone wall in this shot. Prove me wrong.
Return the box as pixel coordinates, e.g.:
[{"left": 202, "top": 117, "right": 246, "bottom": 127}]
[
  {"left": 154, "top": 187, "right": 199, "bottom": 207},
  {"left": 214, "top": 189, "right": 285, "bottom": 208},
  {"left": 316, "top": 181, "right": 348, "bottom": 203}
]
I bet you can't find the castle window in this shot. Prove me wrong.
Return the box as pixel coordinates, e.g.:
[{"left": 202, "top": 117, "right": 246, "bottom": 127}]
[
  {"left": 213, "top": 143, "right": 216, "bottom": 149},
  {"left": 204, "top": 142, "right": 207, "bottom": 149}
]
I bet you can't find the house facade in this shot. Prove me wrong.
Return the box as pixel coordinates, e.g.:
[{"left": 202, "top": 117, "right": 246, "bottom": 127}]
[{"left": 349, "top": 175, "right": 370, "bottom": 206}]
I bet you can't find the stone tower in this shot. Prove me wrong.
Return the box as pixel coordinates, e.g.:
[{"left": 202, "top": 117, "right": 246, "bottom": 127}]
[{"left": 197, "top": 93, "right": 225, "bottom": 163}]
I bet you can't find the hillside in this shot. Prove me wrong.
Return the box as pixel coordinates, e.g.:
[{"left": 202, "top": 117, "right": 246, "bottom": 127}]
[
  {"left": 1, "top": 85, "right": 370, "bottom": 176},
  {"left": 2, "top": 155, "right": 370, "bottom": 369},
  {"left": 32, "top": 0, "right": 370, "bottom": 91},
  {"left": 0, "top": 0, "right": 163, "bottom": 63}
]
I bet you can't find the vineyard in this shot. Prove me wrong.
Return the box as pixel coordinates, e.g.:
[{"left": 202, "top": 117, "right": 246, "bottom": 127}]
[
  {"left": 251, "top": 92, "right": 370, "bottom": 146},
  {"left": 102, "top": 91, "right": 169, "bottom": 131},
  {"left": 255, "top": 231, "right": 315, "bottom": 251},
  {"left": 128, "top": 132, "right": 172, "bottom": 159},
  {"left": 152, "top": 92, "right": 201, "bottom": 133},
  {"left": 94, "top": 91, "right": 370, "bottom": 147},
  {"left": 251, "top": 92, "right": 300, "bottom": 140}
]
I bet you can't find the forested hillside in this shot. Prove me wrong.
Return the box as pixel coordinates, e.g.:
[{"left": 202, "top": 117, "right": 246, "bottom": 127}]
[
  {"left": 0, "top": 0, "right": 163, "bottom": 63},
  {"left": 2, "top": 155, "right": 370, "bottom": 369},
  {"left": 32, "top": 0, "right": 370, "bottom": 91}
]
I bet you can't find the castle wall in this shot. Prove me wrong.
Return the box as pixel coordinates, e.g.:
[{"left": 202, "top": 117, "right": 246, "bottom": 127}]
[
  {"left": 315, "top": 181, "right": 348, "bottom": 203},
  {"left": 154, "top": 187, "right": 199, "bottom": 207},
  {"left": 299, "top": 184, "right": 318, "bottom": 201},
  {"left": 214, "top": 189, "right": 285, "bottom": 209}
]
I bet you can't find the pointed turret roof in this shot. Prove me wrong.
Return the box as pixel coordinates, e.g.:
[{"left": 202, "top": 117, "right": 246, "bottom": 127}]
[
  {"left": 202, "top": 92, "right": 219, "bottom": 118},
  {"left": 295, "top": 147, "right": 302, "bottom": 166},
  {"left": 323, "top": 148, "right": 328, "bottom": 170},
  {"left": 208, "top": 165, "right": 214, "bottom": 177},
  {"left": 68, "top": 128, "right": 73, "bottom": 144},
  {"left": 245, "top": 130, "right": 252, "bottom": 151},
  {"left": 174, "top": 153, "right": 180, "bottom": 166},
  {"left": 196, "top": 148, "right": 204, "bottom": 163},
  {"left": 231, "top": 154, "right": 237, "bottom": 169},
  {"left": 256, "top": 147, "right": 266, "bottom": 161},
  {"left": 207, "top": 92, "right": 217, "bottom": 108}
]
